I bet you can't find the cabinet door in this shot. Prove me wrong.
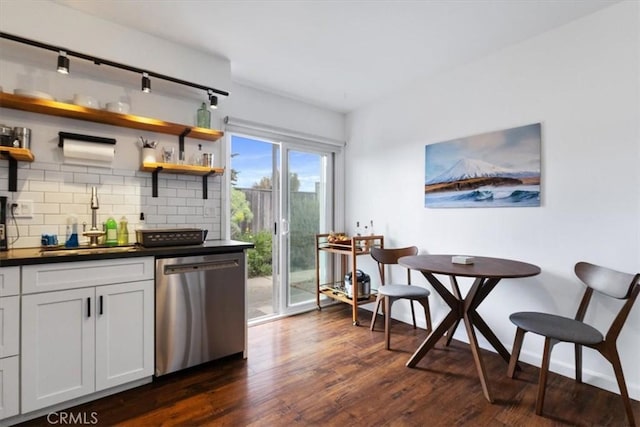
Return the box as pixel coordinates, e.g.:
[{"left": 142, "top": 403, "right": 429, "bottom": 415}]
[
  {"left": 95, "top": 280, "right": 154, "bottom": 391},
  {"left": 22, "top": 288, "right": 95, "bottom": 412},
  {"left": 0, "top": 356, "right": 19, "bottom": 420},
  {"left": 0, "top": 296, "right": 19, "bottom": 358},
  {"left": 0, "top": 267, "right": 19, "bottom": 297}
]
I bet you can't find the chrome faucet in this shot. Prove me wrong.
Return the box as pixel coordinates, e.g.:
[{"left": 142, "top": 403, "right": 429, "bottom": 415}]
[{"left": 83, "top": 186, "right": 105, "bottom": 246}]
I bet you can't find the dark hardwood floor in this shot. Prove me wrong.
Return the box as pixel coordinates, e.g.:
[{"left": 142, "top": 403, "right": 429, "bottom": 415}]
[{"left": 19, "top": 305, "right": 639, "bottom": 426}]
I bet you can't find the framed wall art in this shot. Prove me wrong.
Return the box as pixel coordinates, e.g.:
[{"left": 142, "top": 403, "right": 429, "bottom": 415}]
[{"left": 425, "top": 123, "right": 541, "bottom": 208}]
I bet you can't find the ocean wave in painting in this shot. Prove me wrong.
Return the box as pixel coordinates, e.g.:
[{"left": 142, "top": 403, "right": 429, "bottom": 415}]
[{"left": 425, "top": 186, "right": 540, "bottom": 208}]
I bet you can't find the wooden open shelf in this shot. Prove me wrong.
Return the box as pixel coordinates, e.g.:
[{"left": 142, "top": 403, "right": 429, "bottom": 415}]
[
  {"left": 0, "top": 146, "right": 34, "bottom": 162},
  {"left": 0, "top": 92, "right": 223, "bottom": 142},
  {"left": 0, "top": 146, "right": 34, "bottom": 191},
  {"left": 316, "top": 233, "right": 384, "bottom": 325},
  {"left": 140, "top": 162, "right": 224, "bottom": 199},
  {"left": 319, "top": 286, "right": 377, "bottom": 305},
  {"left": 140, "top": 161, "right": 224, "bottom": 176}
]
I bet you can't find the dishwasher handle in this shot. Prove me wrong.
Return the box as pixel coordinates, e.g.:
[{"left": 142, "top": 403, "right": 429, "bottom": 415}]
[{"left": 164, "top": 259, "right": 240, "bottom": 275}]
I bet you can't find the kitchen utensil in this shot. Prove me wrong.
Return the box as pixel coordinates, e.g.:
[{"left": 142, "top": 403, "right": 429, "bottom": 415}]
[
  {"left": 142, "top": 147, "right": 157, "bottom": 163},
  {"left": 344, "top": 269, "right": 371, "bottom": 299},
  {"left": 13, "top": 127, "right": 30, "bottom": 149},
  {"left": 0, "top": 124, "right": 13, "bottom": 147},
  {"left": 202, "top": 153, "right": 214, "bottom": 168}
]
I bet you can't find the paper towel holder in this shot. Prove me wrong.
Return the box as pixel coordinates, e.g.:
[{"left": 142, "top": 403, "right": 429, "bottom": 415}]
[{"left": 58, "top": 132, "right": 116, "bottom": 147}]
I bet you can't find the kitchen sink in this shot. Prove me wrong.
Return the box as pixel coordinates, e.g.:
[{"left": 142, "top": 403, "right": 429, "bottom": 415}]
[{"left": 40, "top": 245, "right": 138, "bottom": 257}]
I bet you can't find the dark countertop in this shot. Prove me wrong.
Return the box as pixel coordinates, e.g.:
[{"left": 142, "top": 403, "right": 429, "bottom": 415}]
[{"left": 0, "top": 240, "right": 254, "bottom": 267}]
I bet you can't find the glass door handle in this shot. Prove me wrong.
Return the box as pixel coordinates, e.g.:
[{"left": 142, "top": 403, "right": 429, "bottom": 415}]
[{"left": 281, "top": 218, "right": 290, "bottom": 236}]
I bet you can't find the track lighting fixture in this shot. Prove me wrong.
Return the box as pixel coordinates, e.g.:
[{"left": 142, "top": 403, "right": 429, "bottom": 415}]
[
  {"left": 1, "top": 32, "right": 228, "bottom": 103},
  {"left": 141, "top": 72, "right": 151, "bottom": 93},
  {"left": 208, "top": 90, "right": 218, "bottom": 109},
  {"left": 57, "top": 51, "right": 69, "bottom": 75}
]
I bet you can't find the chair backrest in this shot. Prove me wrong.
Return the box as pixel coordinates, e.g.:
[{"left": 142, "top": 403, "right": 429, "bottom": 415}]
[
  {"left": 370, "top": 246, "right": 418, "bottom": 285},
  {"left": 573, "top": 261, "right": 640, "bottom": 342},
  {"left": 575, "top": 262, "right": 639, "bottom": 299}
]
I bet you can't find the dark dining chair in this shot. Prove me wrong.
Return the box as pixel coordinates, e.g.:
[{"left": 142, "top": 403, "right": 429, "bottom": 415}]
[
  {"left": 507, "top": 261, "right": 640, "bottom": 426},
  {"left": 369, "top": 246, "right": 432, "bottom": 350}
]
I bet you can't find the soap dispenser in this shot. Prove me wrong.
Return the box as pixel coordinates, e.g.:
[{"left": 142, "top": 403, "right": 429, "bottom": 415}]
[
  {"left": 117, "top": 216, "right": 129, "bottom": 246},
  {"left": 65, "top": 215, "right": 79, "bottom": 248},
  {"left": 105, "top": 217, "right": 118, "bottom": 246}
]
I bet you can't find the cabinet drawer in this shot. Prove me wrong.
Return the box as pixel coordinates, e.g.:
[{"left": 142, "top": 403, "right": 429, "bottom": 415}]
[
  {"left": 0, "top": 356, "right": 19, "bottom": 420},
  {"left": 0, "top": 267, "right": 19, "bottom": 297},
  {"left": 0, "top": 296, "right": 19, "bottom": 358},
  {"left": 22, "top": 257, "right": 154, "bottom": 294}
]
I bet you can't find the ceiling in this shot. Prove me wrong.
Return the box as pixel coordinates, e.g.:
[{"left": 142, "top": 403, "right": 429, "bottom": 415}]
[{"left": 54, "top": 0, "right": 617, "bottom": 113}]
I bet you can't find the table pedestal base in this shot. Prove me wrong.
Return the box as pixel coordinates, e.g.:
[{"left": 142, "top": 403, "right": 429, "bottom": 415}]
[{"left": 406, "top": 274, "right": 514, "bottom": 403}]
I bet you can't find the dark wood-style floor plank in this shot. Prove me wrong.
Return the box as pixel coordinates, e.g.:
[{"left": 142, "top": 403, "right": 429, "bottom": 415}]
[{"left": 17, "top": 305, "right": 639, "bottom": 426}]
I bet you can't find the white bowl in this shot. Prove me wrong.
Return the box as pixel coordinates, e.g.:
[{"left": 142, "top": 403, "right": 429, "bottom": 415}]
[
  {"left": 73, "top": 94, "right": 100, "bottom": 109},
  {"left": 14, "top": 89, "right": 55, "bottom": 100},
  {"left": 106, "top": 101, "right": 130, "bottom": 114}
]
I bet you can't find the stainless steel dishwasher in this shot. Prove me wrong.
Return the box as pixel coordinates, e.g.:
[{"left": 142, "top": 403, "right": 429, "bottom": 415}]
[{"left": 155, "top": 252, "right": 246, "bottom": 376}]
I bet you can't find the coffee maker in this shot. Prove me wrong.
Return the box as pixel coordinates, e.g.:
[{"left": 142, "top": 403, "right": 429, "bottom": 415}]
[{"left": 0, "top": 196, "right": 7, "bottom": 251}]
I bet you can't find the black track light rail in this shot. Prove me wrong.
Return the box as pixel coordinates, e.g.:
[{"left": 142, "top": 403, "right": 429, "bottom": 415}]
[{"left": 0, "top": 32, "right": 229, "bottom": 97}]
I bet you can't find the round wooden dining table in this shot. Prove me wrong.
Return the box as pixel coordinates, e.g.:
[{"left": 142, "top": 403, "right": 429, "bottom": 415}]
[{"left": 398, "top": 254, "right": 541, "bottom": 403}]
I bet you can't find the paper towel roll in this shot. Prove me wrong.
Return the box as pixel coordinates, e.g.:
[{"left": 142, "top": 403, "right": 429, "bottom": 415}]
[{"left": 63, "top": 140, "right": 115, "bottom": 166}]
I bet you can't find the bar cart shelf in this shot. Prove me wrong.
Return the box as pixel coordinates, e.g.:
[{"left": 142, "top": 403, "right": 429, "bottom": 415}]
[{"left": 315, "top": 233, "right": 384, "bottom": 326}]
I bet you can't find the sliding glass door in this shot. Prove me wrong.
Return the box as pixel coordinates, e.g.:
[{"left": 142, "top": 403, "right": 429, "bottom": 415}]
[{"left": 230, "top": 134, "right": 333, "bottom": 321}]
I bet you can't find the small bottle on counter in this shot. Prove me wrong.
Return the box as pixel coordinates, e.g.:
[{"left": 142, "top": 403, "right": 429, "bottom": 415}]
[
  {"left": 117, "top": 216, "right": 129, "bottom": 246},
  {"left": 139, "top": 212, "right": 146, "bottom": 230},
  {"left": 65, "top": 214, "right": 79, "bottom": 248},
  {"left": 105, "top": 217, "right": 118, "bottom": 246}
]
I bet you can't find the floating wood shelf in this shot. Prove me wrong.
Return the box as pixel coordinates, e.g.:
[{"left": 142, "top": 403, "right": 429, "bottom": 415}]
[
  {"left": 0, "top": 146, "right": 35, "bottom": 192},
  {"left": 0, "top": 146, "right": 34, "bottom": 162},
  {"left": 140, "top": 162, "right": 224, "bottom": 199},
  {"left": 0, "top": 92, "right": 224, "bottom": 142},
  {"left": 140, "top": 162, "right": 224, "bottom": 176}
]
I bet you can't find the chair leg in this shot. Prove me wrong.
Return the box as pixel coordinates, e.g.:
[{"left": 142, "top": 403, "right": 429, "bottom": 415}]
[
  {"left": 507, "top": 327, "right": 525, "bottom": 378},
  {"left": 370, "top": 294, "right": 383, "bottom": 331},
  {"left": 384, "top": 296, "right": 392, "bottom": 350},
  {"left": 410, "top": 300, "right": 417, "bottom": 329},
  {"left": 606, "top": 348, "right": 636, "bottom": 427},
  {"left": 535, "top": 337, "right": 554, "bottom": 416},
  {"left": 575, "top": 343, "right": 582, "bottom": 383}
]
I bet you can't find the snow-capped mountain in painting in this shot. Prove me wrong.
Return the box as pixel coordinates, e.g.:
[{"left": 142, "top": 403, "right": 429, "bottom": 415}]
[{"left": 427, "top": 158, "right": 537, "bottom": 185}]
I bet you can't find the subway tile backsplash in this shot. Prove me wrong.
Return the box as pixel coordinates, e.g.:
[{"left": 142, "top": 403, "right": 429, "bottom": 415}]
[{"left": 0, "top": 161, "right": 222, "bottom": 249}]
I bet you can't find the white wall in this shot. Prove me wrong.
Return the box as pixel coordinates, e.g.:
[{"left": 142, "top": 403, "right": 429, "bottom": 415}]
[
  {"left": 346, "top": 2, "right": 640, "bottom": 398},
  {"left": 229, "top": 83, "right": 345, "bottom": 142}
]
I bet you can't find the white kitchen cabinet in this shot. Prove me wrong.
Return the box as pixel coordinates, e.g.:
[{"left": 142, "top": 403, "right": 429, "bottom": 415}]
[
  {"left": 21, "top": 258, "right": 155, "bottom": 413},
  {"left": 21, "top": 287, "right": 95, "bottom": 413},
  {"left": 0, "top": 356, "right": 19, "bottom": 419},
  {"left": 0, "top": 266, "right": 20, "bottom": 421},
  {"left": 0, "top": 266, "right": 19, "bottom": 297},
  {"left": 95, "top": 280, "right": 154, "bottom": 391},
  {"left": 0, "top": 296, "right": 19, "bottom": 358}
]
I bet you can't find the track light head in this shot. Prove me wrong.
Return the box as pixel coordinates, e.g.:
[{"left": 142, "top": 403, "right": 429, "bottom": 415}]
[
  {"left": 141, "top": 72, "right": 151, "bottom": 93},
  {"left": 208, "top": 90, "right": 218, "bottom": 110},
  {"left": 57, "top": 51, "right": 69, "bottom": 75}
]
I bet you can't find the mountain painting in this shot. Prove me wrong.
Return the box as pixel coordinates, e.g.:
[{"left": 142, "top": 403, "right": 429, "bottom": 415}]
[{"left": 425, "top": 123, "right": 541, "bottom": 208}]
